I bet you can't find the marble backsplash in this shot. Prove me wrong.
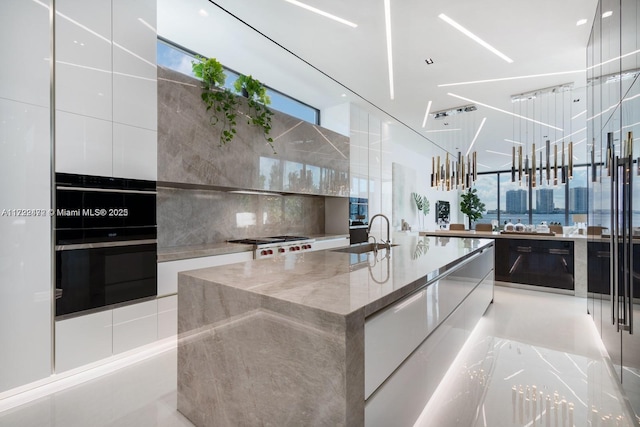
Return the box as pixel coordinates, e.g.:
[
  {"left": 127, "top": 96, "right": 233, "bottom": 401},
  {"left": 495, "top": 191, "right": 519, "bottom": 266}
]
[
  {"left": 157, "top": 66, "right": 349, "bottom": 197},
  {"left": 157, "top": 186, "right": 325, "bottom": 248}
]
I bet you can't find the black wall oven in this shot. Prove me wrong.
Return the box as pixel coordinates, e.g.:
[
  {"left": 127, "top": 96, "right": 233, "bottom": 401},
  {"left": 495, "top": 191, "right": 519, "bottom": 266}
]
[{"left": 55, "top": 173, "right": 157, "bottom": 317}]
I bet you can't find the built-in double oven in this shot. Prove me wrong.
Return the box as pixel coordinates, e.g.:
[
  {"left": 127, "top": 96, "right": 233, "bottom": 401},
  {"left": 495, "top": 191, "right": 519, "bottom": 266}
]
[{"left": 55, "top": 173, "right": 157, "bottom": 318}]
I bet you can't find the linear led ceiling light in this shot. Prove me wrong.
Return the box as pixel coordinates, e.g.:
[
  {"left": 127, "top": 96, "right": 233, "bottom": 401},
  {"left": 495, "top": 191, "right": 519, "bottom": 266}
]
[
  {"left": 448, "top": 92, "right": 563, "bottom": 131},
  {"left": 422, "top": 101, "right": 432, "bottom": 128},
  {"left": 571, "top": 110, "right": 587, "bottom": 120},
  {"left": 466, "top": 117, "right": 486, "bottom": 156},
  {"left": 384, "top": 0, "right": 394, "bottom": 99},
  {"left": 438, "top": 69, "right": 583, "bottom": 88},
  {"left": 282, "top": 0, "right": 358, "bottom": 27},
  {"left": 504, "top": 139, "right": 523, "bottom": 145},
  {"left": 425, "top": 128, "right": 462, "bottom": 133},
  {"left": 486, "top": 149, "right": 512, "bottom": 157},
  {"left": 438, "top": 13, "right": 513, "bottom": 63}
]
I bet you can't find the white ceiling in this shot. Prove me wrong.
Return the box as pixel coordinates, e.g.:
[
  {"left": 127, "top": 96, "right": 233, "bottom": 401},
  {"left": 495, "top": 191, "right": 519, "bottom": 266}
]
[{"left": 158, "top": 0, "right": 599, "bottom": 171}]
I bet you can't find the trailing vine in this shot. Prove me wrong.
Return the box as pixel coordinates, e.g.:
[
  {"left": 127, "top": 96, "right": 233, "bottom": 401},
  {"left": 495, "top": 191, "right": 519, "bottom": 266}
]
[
  {"left": 234, "top": 74, "right": 275, "bottom": 153},
  {"left": 191, "top": 56, "right": 238, "bottom": 146}
]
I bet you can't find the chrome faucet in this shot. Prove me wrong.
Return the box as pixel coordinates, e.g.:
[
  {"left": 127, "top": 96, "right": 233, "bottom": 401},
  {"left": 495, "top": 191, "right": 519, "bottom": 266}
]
[{"left": 368, "top": 214, "right": 391, "bottom": 249}]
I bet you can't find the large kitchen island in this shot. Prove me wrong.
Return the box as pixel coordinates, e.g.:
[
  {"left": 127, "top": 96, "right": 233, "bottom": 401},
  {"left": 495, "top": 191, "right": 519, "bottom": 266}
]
[{"left": 176, "top": 234, "right": 494, "bottom": 426}]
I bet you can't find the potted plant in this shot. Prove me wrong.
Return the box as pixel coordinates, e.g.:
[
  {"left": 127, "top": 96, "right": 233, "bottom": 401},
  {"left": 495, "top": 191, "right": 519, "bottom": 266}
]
[
  {"left": 460, "top": 188, "right": 486, "bottom": 230},
  {"left": 411, "top": 192, "right": 430, "bottom": 230},
  {"left": 191, "top": 56, "right": 238, "bottom": 146},
  {"left": 234, "top": 74, "right": 275, "bottom": 152}
]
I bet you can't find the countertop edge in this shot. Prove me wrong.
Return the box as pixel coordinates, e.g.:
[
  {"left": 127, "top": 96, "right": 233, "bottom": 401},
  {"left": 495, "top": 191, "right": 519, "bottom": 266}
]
[{"left": 158, "top": 234, "right": 350, "bottom": 262}]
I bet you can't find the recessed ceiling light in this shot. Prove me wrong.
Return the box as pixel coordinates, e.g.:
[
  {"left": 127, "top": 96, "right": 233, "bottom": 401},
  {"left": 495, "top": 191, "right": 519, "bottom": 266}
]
[
  {"left": 341, "top": 93, "right": 347, "bottom": 97},
  {"left": 448, "top": 92, "right": 563, "bottom": 131},
  {"left": 425, "top": 58, "right": 434, "bottom": 65},
  {"left": 422, "top": 100, "right": 432, "bottom": 128},
  {"left": 438, "top": 13, "right": 513, "bottom": 63},
  {"left": 602, "top": 10, "right": 613, "bottom": 18},
  {"left": 576, "top": 19, "right": 588, "bottom": 26},
  {"left": 198, "top": 9, "right": 208, "bottom": 17},
  {"left": 282, "top": 0, "right": 358, "bottom": 28}
]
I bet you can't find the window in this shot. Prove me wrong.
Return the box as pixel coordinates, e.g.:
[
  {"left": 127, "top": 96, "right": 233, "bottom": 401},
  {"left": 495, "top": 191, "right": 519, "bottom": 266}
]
[
  {"left": 157, "top": 39, "right": 320, "bottom": 125},
  {"left": 474, "top": 174, "right": 498, "bottom": 224},
  {"left": 500, "top": 173, "right": 528, "bottom": 226}
]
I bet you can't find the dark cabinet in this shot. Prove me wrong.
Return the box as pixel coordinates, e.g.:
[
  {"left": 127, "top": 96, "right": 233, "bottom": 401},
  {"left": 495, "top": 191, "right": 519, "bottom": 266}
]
[{"left": 495, "top": 239, "right": 574, "bottom": 290}]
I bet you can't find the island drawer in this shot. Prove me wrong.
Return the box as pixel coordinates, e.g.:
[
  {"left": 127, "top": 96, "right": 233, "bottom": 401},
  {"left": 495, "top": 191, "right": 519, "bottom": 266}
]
[{"left": 364, "top": 247, "right": 493, "bottom": 399}]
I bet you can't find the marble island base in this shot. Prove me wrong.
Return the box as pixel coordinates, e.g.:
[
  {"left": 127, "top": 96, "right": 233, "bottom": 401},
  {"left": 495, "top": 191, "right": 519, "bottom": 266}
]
[{"left": 176, "top": 235, "right": 494, "bottom": 426}]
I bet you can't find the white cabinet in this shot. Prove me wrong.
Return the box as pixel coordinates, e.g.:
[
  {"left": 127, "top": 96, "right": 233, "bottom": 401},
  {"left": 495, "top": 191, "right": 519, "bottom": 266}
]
[
  {"left": 55, "top": 0, "right": 112, "bottom": 121},
  {"left": 55, "top": 310, "right": 113, "bottom": 373},
  {"left": 112, "top": 0, "right": 157, "bottom": 131},
  {"left": 0, "top": 0, "right": 51, "bottom": 108},
  {"left": 55, "top": 299, "right": 160, "bottom": 372},
  {"left": 55, "top": 111, "right": 113, "bottom": 177},
  {"left": 112, "top": 124, "right": 157, "bottom": 180},
  {"left": 157, "top": 252, "right": 253, "bottom": 296},
  {"left": 309, "top": 237, "right": 350, "bottom": 252},
  {"left": 0, "top": 0, "right": 53, "bottom": 393},
  {"left": 157, "top": 295, "right": 178, "bottom": 339},
  {"left": 54, "top": 0, "right": 157, "bottom": 180},
  {"left": 364, "top": 247, "right": 494, "bottom": 426},
  {"left": 113, "top": 300, "right": 158, "bottom": 354}
]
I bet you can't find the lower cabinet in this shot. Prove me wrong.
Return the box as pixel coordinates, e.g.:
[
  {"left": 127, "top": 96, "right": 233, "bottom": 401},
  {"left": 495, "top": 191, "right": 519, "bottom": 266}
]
[
  {"left": 55, "top": 299, "right": 166, "bottom": 373},
  {"left": 495, "top": 239, "right": 574, "bottom": 290},
  {"left": 157, "top": 252, "right": 253, "bottom": 296},
  {"left": 364, "top": 247, "right": 494, "bottom": 427}
]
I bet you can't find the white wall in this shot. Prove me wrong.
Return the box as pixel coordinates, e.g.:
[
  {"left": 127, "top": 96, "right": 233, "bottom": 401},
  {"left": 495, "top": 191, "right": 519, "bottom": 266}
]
[
  {"left": 0, "top": 0, "right": 53, "bottom": 393},
  {"left": 350, "top": 104, "right": 460, "bottom": 240}
]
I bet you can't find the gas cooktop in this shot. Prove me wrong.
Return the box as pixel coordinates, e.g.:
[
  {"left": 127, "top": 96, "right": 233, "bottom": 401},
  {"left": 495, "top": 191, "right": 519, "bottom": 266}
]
[
  {"left": 227, "top": 236, "right": 315, "bottom": 259},
  {"left": 228, "top": 236, "right": 311, "bottom": 245}
]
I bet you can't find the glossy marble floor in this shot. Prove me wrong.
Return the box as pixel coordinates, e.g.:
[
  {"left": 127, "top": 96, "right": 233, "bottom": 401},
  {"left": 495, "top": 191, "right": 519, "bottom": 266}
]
[{"left": 0, "top": 287, "right": 636, "bottom": 427}]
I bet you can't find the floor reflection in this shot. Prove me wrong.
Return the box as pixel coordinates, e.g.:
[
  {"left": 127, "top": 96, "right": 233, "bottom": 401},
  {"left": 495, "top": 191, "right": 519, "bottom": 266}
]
[
  {"left": 415, "top": 287, "right": 636, "bottom": 427},
  {"left": 0, "top": 287, "right": 636, "bottom": 427}
]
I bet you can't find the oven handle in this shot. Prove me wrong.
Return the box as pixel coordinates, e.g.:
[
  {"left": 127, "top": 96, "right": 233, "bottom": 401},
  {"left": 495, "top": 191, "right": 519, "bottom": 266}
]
[
  {"left": 55, "top": 239, "right": 157, "bottom": 251},
  {"left": 56, "top": 186, "right": 156, "bottom": 195}
]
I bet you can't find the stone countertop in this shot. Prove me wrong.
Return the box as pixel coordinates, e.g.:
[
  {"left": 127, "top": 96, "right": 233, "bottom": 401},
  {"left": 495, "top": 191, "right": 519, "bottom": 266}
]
[
  {"left": 178, "top": 234, "right": 493, "bottom": 318},
  {"left": 158, "top": 233, "right": 350, "bottom": 262},
  {"left": 418, "top": 229, "right": 592, "bottom": 242}
]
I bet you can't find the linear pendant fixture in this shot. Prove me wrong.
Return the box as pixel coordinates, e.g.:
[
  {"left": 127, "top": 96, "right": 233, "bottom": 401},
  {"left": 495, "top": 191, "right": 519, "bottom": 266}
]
[
  {"left": 554, "top": 144, "right": 558, "bottom": 186},
  {"left": 545, "top": 140, "right": 551, "bottom": 185},
  {"left": 591, "top": 140, "right": 597, "bottom": 183},
  {"left": 568, "top": 141, "right": 574, "bottom": 179},
  {"left": 562, "top": 141, "right": 566, "bottom": 184},
  {"left": 512, "top": 146, "right": 516, "bottom": 182},
  {"left": 532, "top": 143, "right": 537, "bottom": 187}
]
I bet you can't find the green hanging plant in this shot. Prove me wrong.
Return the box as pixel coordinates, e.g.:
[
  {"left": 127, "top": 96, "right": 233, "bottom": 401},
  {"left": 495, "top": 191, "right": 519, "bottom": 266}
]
[
  {"left": 234, "top": 74, "right": 275, "bottom": 153},
  {"left": 460, "top": 187, "right": 486, "bottom": 229},
  {"left": 191, "top": 56, "right": 238, "bottom": 146}
]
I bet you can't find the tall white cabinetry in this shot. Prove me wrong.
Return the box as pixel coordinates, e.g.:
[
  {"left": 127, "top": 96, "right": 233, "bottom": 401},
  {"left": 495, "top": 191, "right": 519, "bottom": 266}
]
[
  {"left": 53, "top": 0, "right": 159, "bottom": 374},
  {"left": 55, "top": 0, "right": 157, "bottom": 180},
  {"left": 0, "top": 0, "right": 53, "bottom": 393}
]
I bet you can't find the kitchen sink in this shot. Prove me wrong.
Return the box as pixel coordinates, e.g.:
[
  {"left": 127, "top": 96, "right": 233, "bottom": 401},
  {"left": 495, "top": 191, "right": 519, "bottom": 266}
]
[{"left": 332, "top": 242, "right": 398, "bottom": 254}]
